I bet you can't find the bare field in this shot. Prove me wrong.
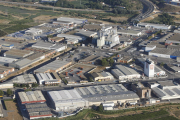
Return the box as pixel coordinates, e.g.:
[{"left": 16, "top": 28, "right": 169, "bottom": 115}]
[
  {"left": 3, "top": 101, "right": 23, "bottom": 120},
  {"left": 33, "top": 15, "right": 56, "bottom": 21},
  {"left": 109, "top": 16, "right": 128, "bottom": 21},
  {"left": 141, "top": 13, "right": 160, "bottom": 22}
]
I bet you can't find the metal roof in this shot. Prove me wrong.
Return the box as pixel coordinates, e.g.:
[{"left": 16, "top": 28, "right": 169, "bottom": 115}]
[
  {"left": 111, "top": 69, "right": 125, "bottom": 76},
  {"left": 34, "top": 60, "right": 71, "bottom": 73},
  {"left": 117, "top": 29, "right": 141, "bottom": 34},
  {"left": 150, "top": 48, "right": 175, "bottom": 55},
  {"left": 115, "top": 65, "right": 139, "bottom": 75},
  {"left": 12, "top": 74, "right": 37, "bottom": 84},
  {"left": 5, "top": 49, "right": 34, "bottom": 58}
]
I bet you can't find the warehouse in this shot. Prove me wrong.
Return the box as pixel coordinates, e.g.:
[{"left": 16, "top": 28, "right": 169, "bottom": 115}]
[
  {"left": 34, "top": 60, "right": 72, "bottom": 73},
  {"left": 166, "top": 33, "right": 180, "bottom": 44},
  {"left": 25, "top": 28, "right": 42, "bottom": 36},
  {"left": 9, "top": 52, "right": 45, "bottom": 69},
  {"left": 114, "top": 65, "right": 141, "bottom": 80},
  {"left": 48, "top": 84, "right": 139, "bottom": 111},
  {"left": 25, "top": 103, "right": 52, "bottom": 120},
  {"left": 1, "top": 44, "right": 14, "bottom": 49},
  {"left": 0, "top": 65, "right": 14, "bottom": 78},
  {"left": 151, "top": 80, "right": 180, "bottom": 100},
  {"left": 137, "top": 23, "right": 171, "bottom": 30},
  {"left": 149, "top": 48, "right": 180, "bottom": 59},
  {"left": 117, "top": 56, "right": 133, "bottom": 63},
  {"left": 18, "top": 91, "right": 46, "bottom": 104},
  {"left": 111, "top": 69, "right": 126, "bottom": 80},
  {"left": 75, "top": 30, "right": 97, "bottom": 37},
  {"left": 12, "top": 74, "right": 37, "bottom": 84},
  {"left": 35, "top": 73, "right": 61, "bottom": 85},
  {"left": 117, "top": 29, "right": 142, "bottom": 36},
  {"left": 91, "top": 71, "right": 114, "bottom": 81},
  {"left": 57, "top": 17, "right": 87, "bottom": 24},
  {"left": 0, "top": 57, "right": 17, "bottom": 65},
  {"left": 4, "top": 49, "right": 34, "bottom": 59},
  {"left": 138, "top": 58, "right": 166, "bottom": 77},
  {"left": 66, "top": 38, "right": 79, "bottom": 44},
  {"left": 57, "top": 34, "right": 86, "bottom": 42}
]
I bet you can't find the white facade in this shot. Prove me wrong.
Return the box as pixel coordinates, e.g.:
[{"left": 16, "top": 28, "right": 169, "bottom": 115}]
[
  {"left": 25, "top": 28, "right": 42, "bottom": 36},
  {"left": 149, "top": 52, "right": 170, "bottom": 58},
  {"left": 97, "top": 36, "right": 105, "bottom": 47},
  {"left": 36, "top": 73, "right": 54, "bottom": 85},
  {"left": 144, "top": 59, "right": 155, "bottom": 77},
  {"left": 66, "top": 39, "right": 79, "bottom": 44},
  {"left": 137, "top": 23, "right": 171, "bottom": 30}
]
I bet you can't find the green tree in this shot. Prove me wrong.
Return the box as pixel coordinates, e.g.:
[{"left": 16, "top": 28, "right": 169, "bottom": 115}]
[
  {"left": 97, "top": 104, "right": 104, "bottom": 112},
  {"left": 109, "top": 58, "right": 114, "bottom": 66},
  {"left": 7, "top": 89, "right": 13, "bottom": 96},
  {"left": 32, "top": 83, "right": 38, "bottom": 88},
  {"left": 26, "top": 84, "right": 29, "bottom": 88},
  {"left": 89, "top": 76, "right": 94, "bottom": 82},
  {"left": 101, "top": 58, "right": 108, "bottom": 66},
  {"left": 20, "top": 84, "right": 26, "bottom": 88},
  {"left": 0, "top": 90, "right": 4, "bottom": 96},
  {"left": 160, "top": 62, "right": 164, "bottom": 67}
]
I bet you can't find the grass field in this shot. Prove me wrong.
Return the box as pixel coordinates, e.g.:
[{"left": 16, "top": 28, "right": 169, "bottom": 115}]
[{"left": 3, "top": 100, "right": 23, "bottom": 120}]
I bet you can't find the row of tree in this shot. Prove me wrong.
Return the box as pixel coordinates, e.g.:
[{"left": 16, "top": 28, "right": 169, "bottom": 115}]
[
  {"left": 13, "top": 83, "right": 38, "bottom": 88},
  {"left": 0, "top": 89, "right": 13, "bottom": 97}
]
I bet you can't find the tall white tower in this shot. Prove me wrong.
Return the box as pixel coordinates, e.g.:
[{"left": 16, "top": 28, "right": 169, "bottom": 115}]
[{"left": 144, "top": 58, "right": 154, "bottom": 77}]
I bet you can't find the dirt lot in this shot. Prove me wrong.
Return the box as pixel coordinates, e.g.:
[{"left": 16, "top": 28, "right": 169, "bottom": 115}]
[
  {"left": 2, "top": 101, "right": 23, "bottom": 120},
  {"left": 109, "top": 16, "right": 128, "bottom": 21},
  {"left": 141, "top": 13, "right": 160, "bottom": 22}
]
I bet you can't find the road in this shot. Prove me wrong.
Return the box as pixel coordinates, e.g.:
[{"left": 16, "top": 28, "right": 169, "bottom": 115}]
[
  {"left": 0, "top": 0, "right": 106, "bottom": 12},
  {"left": 131, "top": 0, "right": 155, "bottom": 22}
]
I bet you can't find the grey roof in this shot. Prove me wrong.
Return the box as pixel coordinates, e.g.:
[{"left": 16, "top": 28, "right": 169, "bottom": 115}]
[
  {"left": 115, "top": 65, "right": 140, "bottom": 75},
  {"left": 49, "top": 84, "right": 139, "bottom": 104},
  {"left": 117, "top": 29, "right": 141, "bottom": 34},
  {"left": 111, "top": 69, "right": 125, "bottom": 76},
  {"left": 75, "top": 30, "right": 97, "bottom": 37},
  {"left": 32, "top": 41, "right": 55, "bottom": 49},
  {"left": 25, "top": 103, "right": 51, "bottom": 117},
  {"left": 164, "top": 89, "right": 175, "bottom": 96},
  {"left": 167, "top": 33, "right": 180, "bottom": 41},
  {"left": 171, "top": 51, "right": 180, "bottom": 57},
  {"left": 91, "top": 72, "right": 100, "bottom": 78},
  {"left": 152, "top": 87, "right": 166, "bottom": 97},
  {"left": 12, "top": 74, "right": 37, "bottom": 84},
  {"left": 5, "top": 49, "right": 34, "bottom": 59},
  {"left": 158, "top": 80, "right": 176, "bottom": 87},
  {"left": 170, "top": 66, "right": 180, "bottom": 72},
  {"left": 150, "top": 48, "right": 175, "bottom": 55},
  {"left": 34, "top": 60, "right": 71, "bottom": 73}
]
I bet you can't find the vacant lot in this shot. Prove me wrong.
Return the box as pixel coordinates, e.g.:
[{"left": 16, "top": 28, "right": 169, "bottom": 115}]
[{"left": 3, "top": 101, "right": 23, "bottom": 120}]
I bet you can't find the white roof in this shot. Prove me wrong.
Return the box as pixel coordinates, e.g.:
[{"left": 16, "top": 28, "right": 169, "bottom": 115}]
[
  {"left": 0, "top": 57, "right": 17, "bottom": 63},
  {"left": 36, "top": 73, "right": 54, "bottom": 82},
  {"left": 13, "top": 74, "right": 37, "bottom": 84}
]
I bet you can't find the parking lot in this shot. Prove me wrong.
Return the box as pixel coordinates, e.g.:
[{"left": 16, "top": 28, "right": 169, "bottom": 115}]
[{"left": 60, "top": 64, "right": 96, "bottom": 83}]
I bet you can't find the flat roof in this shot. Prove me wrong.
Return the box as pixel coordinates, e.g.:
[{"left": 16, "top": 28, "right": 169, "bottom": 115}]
[
  {"left": 57, "top": 34, "right": 85, "bottom": 40},
  {"left": 117, "top": 29, "right": 141, "bottom": 34},
  {"left": 150, "top": 48, "right": 175, "bottom": 55},
  {"left": 75, "top": 30, "right": 97, "bottom": 37},
  {"left": 34, "top": 60, "right": 71, "bottom": 73},
  {"left": 111, "top": 69, "right": 125, "bottom": 76},
  {"left": 138, "top": 23, "right": 171, "bottom": 27},
  {"left": 115, "top": 65, "right": 140, "bottom": 76},
  {"left": 0, "top": 65, "right": 13, "bottom": 73},
  {"left": 36, "top": 73, "right": 54, "bottom": 81},
  {"left": 5, "top": 49, "right": 34, "bottom": 58},
  {"left": 12, "top": 74, "right": 37, "bottom": 84},
  {"left": 158, "top": 80, "right": 176, "bottom": 87},
  {"left": 0, "top": 57, "right": 17, "bottom": 63},
  {"left": 167, "top": 33, "right": 180, "bottom": 41},
  {"left": 32, "top": 41, "right": 56, "bottom": 49}
]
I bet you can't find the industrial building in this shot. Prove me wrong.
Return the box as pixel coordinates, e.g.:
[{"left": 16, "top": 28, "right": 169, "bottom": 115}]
[
  {"left": 111, "top": 65, "right": 141, "bottom": 81},
  {"left": 57, "top": 17, "right": 87, "bottom": 24},
  {"left": 18, "top": 91, "right": 46, "bottom": 104},
  {"left": 150, "top": 80, "right": 180, "bottom": 100},
  {"left": 34, "top": 60, "right": 72, "bottom": 73},
  {"left": 66, "top": 39, "right": 79, "bottom": 44},
  {"left": 0, "top": 65, "right": 14, "bottom": 79},
  {"left": 4, "top": 49, "right": 34, "bottom": 59},
  {"left": 57, "top": 34, "right": 86, "bottom": 42},
  {"left": 25, "top": 28, "right": 43, "bottom": 36},
  {"left": 144, "top": 58, "right": 155, "bottom": 77},
  {"left": 117, "top": 56, "right": 133, "bottom": 63},
  {"left": 91, "top": 72, "right": 114, "bottom": 81},
  {"left": 131, "top": 82, "right": 151, "bottom": 98},
  {"left": 48, "top": 84, "right": 139, "bottom": 111},
  {"left": 25, "top": 103, "right": 52, "bottom": 120},
  {"left": 83, "top": 24, "right": 102, "bottom": 31},
  {"left": 137, "top": 23, "right": 171, "bottom": 30},
  {"left": 138, "top": 58, "right": 166, "bottom": 77},
  {"left": 117, "top": 29, "right": 142, "bottom": 36},
  {"left": 166, "top": 33, "right": 180, "bottom": 44},
  {"left": 9, "top": 52, "right": 45, "bottom": 69},
  {"left": 75, "top": 29, "right": 97, "bottom": 37},
  {"left": 35, "top": 73, "right": 61, "bottom": 85},
  {"left": 0, "top": 57, "right": 17, "bottom": 65},
  {"left": 149, "top": 48, "right": 180, "bottom": 59},
  {"left": 1, "top": 44, "right": 14, "bottom": 49},
  {"left": 48, "top": 37, "right": 64, "bottom": 43},
  {"left": 32, "top": 41, "right": 67, "bottom": 52},
  {"left": 12, "top": 74, "right": 37, "bottom": 84},
  {"left": 96, "top": 27, "right": 120, "bottom": 48}
]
